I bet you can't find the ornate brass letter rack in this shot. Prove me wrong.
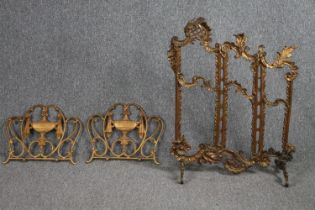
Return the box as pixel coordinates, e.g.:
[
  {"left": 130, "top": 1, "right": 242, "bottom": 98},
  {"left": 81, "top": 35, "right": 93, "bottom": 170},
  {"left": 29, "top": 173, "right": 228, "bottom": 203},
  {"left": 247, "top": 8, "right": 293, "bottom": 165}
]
[
  {"left": 86, "top": 103, "right": 164, "bottom": 164},
  {"left": 168, "top": 17, "right": 298, "bottom": 187},
  {"left": 3, "top": 104, "right": 82, "bottom": 164}
]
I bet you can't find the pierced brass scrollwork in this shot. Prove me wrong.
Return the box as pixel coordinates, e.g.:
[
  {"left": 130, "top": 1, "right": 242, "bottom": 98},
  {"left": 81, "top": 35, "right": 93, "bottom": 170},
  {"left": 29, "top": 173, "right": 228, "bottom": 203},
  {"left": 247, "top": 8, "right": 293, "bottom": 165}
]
[
  {"left": 3, "top": 104, "right": 82, "bottom": 164},
  {"left": 168, "top": 17, "right": 298, "bottom": 187},
  {"left": 86, "top": 103, "right": 164, "bottom": 164}
]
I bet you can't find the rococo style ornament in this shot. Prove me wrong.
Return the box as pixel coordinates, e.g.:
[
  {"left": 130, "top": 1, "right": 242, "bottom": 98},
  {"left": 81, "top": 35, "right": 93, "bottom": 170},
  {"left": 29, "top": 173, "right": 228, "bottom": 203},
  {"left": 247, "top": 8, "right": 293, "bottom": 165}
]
[
  {"left": 86, "top": 103, "right": 164, "bottom": 164},
  {"left": 3, "top": 104, "right": 82, "bottom": 164},
  {"left": 168, "top": 17, "right": 298, "bottom": 187}
]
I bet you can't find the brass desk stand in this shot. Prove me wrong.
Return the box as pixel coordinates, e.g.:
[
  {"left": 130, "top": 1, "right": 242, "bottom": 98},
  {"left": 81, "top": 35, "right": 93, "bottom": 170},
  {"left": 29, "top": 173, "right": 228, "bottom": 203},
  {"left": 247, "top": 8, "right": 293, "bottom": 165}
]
[
  {"left": 168, "top": 17, "right": 298, "bottom": 187},
  {"left": 86, "top": 103, "right": 164, "bottom": 164},
  {"left": 3, "top": 104, "right": 82, "bottom": 164}
]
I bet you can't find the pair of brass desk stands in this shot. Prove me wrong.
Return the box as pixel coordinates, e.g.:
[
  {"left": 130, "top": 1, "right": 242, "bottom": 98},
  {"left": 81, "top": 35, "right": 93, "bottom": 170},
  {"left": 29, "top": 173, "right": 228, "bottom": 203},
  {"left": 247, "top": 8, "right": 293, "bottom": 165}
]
[{"left": 3, "top": 18, "right": 298, "bottom": 187}]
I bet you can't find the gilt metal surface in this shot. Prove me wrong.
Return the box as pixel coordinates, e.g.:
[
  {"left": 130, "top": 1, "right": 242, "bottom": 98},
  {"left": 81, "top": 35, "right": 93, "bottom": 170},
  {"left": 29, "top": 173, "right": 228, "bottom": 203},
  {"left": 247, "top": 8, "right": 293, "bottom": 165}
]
[
  {"left": 3, "top": 104, "right": 82, "bottom": 164},
  {"left": 168, "top": 17, "right": 298, "bottom": 187},
  {"left": 86, "top": 103, "right": 164, "bottom": 164}
]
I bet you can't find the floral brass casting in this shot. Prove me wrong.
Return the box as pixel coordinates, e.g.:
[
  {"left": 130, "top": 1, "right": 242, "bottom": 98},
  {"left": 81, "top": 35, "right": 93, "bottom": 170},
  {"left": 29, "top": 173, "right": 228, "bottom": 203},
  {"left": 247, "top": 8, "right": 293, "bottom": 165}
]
[
  {"left": 3, "top": 104, "right": 82, "bottom": 164},
  {"left": 86, "top": 103, "right": 164, "bottom": 164},
  {"left": 168, "top": 17, "right": 298, "bottom": 187}
]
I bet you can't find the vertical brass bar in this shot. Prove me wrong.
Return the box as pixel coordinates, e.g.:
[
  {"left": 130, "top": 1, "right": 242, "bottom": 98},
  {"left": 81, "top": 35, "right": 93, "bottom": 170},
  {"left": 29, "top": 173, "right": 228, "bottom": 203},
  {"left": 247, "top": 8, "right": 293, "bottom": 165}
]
[
  {"left": 175, "top": 48, "right": 182, "bottom": 141},
  {"left": 282, "top": 80, "right": 293, "bottom": 150},
  {"left": 251, "top": 60, "right": 259, "bottom": 156},
  {"left": 213, "top": 51, "right": 222, "bottom": 145},
  {"left": 258, "top": 64, "right": 266, "bottom": 154},
  {"left": 221, "top": 52, "right": 229, "bottom": 147}
]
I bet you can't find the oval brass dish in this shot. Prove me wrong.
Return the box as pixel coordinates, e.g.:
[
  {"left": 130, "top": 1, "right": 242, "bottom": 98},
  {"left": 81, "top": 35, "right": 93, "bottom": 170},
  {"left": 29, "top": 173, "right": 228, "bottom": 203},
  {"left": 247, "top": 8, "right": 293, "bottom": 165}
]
[
  {"left": 32, "top": 121, "right": 57, "bottom": 133},
  {"left": 113, "top": 120, "right": 137, "bottom": 132}
]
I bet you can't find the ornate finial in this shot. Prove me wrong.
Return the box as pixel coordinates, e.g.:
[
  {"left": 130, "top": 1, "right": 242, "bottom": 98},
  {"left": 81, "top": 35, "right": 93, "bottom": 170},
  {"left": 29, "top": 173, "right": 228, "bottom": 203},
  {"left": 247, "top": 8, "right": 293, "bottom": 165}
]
[
  {"left": 122, "top": 104, "right": 130, "bottom": 120},
  {"left": 184, "top": 17, "right": 211, "bottom": 43},
  {"left": 233, "top": 33, "right": 249, "bottom": 58},
  {"left": 258, "top": 45, "right": 266, "bottom": 58},
  {"left": 41, "top": 106, "right": 49, "bottom": 121}
]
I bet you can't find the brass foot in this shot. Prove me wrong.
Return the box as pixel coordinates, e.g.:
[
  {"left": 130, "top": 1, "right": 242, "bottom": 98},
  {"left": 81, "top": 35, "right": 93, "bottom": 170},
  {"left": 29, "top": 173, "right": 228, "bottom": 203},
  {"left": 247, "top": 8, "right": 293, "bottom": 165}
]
[
  {"left": 270, "top": 147, "right": 294, "bottom": 188},
  {"left": 275, "top": 158, "right": 289, "bottom": 188},
  {"left": 179, "top": 161, "right": 185, "bottom": 184},
  {"left": 283, "top": 166, "right": 289, "bottom": 187},
  {"left": 2, "top": 157, "right": 11, "bottom": 164},
  {"left": 86, "top": 156, "right": 94, "bottom": 163},
  {"left": 69, "top": 157, "right": 77, "bottom": 165},
  {"left": 153, "top": 157, "right": 160, "bottom": 165}
]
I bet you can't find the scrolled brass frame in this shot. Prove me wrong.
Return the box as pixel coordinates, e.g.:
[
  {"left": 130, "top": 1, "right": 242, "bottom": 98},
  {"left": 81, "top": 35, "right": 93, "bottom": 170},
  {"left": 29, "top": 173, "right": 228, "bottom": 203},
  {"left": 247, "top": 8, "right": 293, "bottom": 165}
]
[
  {"left": 86, "top": 103, "right": 164, "bottom": 164},
  {"left": 3, "top": 104, "right": 82, "bottom": 164},
  {"left": 168, "top": 17, "right": 298, "bottom": 187}
]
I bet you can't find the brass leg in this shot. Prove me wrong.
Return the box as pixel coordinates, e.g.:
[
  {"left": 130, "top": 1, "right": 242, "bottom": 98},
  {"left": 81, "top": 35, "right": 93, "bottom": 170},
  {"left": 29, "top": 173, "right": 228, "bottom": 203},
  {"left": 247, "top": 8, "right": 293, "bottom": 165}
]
[
  {"left": 3, "top": 141, "right": 14, "bottom": 164},
  {"left": 2, "top": 156, "right": 11, "bottom": 164},
  {"left": 152, "top": 146, "right": 160, "bottom": 165},
  {"left": 86, "top": 155, "right": 94, "bottom": 163},
  {"left": 179, "top": 161, "right": 185, "bottom": 184},
  {"left": 153, "top": 155, "right": 160, "bottom": 165},
  {"left": 275, "top": 159, "right": 289, "bottom": 187},
  {"left": 69, "top": 156, "right": 77, "bottom": 165},
  {"left": 283, "top": 164, "right": 289, "bottom": 187},
  {"left": 69, "top": 145, "right": 77, "bottom": 164},
  {"left": 86, "top": 144, "right": 96, "bottom": 163}
]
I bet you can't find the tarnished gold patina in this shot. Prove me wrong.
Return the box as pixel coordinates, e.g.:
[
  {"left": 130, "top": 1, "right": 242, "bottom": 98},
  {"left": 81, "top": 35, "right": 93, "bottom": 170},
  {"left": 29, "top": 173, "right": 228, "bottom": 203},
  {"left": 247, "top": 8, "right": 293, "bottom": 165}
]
[
  {"left": 86, "top": 103, "right": 164, "bottom": 164},
  {"left": 168, "top": 17, "right": 298, "bottom": 187},
  {"left": 3, "top": 104, "right": 82, "bottom": 164}
]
